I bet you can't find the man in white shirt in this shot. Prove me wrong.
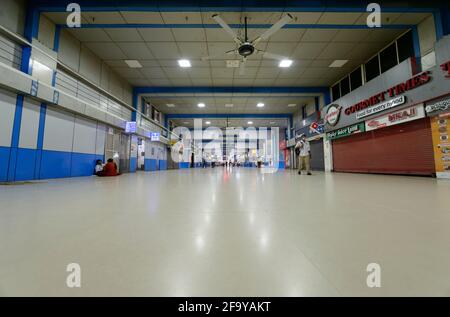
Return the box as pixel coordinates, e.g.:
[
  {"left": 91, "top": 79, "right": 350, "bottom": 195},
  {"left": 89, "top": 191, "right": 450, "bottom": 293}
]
[{"left": 295, "top": 134, "right": 311, "bottom": 175}]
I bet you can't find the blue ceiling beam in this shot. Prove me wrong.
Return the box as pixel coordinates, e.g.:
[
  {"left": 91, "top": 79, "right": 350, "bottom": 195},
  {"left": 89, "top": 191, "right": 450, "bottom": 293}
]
[{"left": 32, "top": 0, "right": 439, "bottom": 13}]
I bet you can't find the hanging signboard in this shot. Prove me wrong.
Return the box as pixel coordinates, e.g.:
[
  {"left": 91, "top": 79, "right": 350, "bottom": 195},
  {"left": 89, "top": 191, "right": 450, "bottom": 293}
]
[
  {"left": 326, "top": 122, "right": 365, "bottom": 140},
  {"left": 365, "top": 104, "right": 425, "bottom": 131}
]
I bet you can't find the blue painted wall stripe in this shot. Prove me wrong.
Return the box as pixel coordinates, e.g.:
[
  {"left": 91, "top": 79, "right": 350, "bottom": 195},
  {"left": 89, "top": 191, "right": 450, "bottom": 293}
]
[
  {"left": 53, "top": 24, "right": 61, "bottom": 52},
  {"left": 411, "top": 25, "right": 422, "bottom": 71},
  {"left": 33, "top": 2, "right": 438, "bottom": 13}
]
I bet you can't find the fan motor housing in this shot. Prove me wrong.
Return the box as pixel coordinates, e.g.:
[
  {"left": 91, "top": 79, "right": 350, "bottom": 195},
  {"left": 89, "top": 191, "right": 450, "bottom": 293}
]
[{"left": 238, "top": 43, "right": 255, "bottom": 57}]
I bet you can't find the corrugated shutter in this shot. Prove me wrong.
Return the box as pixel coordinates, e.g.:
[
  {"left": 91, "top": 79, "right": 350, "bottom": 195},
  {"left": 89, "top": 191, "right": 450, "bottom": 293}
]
[
  {"left": 332, "top": 118, "right": 435, "bottom": 175},
  {"left": 310, "top": 139, "right": 325, "bottom": 171}
]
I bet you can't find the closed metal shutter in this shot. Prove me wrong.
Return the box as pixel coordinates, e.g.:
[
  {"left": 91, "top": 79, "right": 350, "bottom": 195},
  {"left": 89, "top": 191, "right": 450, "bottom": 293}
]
[
  {"left": 332, "top": 118, "right": 435, "bottom": 175},
  {"left": 310, "top": 139, "right": 325, "bottom": 171}
]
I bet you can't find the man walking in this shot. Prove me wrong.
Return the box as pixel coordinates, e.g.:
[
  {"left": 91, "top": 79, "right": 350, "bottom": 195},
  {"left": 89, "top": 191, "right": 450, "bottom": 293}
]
[{"left": 295, "top": 134, "right": 311, "bottom": 175}]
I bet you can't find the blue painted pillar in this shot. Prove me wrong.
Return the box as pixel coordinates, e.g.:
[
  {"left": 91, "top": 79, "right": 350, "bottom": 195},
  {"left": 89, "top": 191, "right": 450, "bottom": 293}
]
[
  {"left": 411, "top": 26, "right": 422, "bottom": 73},
  {"left": 314, "top": 96, "right": 320, "bottom": 112},
  {"left": 7, "top": 6, "right": 40, "bottom": 181},
  {"left": 131, "top": 90, "right": 139, "bottom": 122}
]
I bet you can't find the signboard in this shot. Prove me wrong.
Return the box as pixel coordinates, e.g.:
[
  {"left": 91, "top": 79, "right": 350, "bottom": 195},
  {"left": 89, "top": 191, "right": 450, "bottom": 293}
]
[
  {"left": 365, "top": 104, "right": 425, "bottom": 131},
  {"left": 125, "top": 121, "right": 137, "bottom": 133},
  {"left": 150, "top": 132, "right": 160, "bottom": 141},
  {"left": 325, "top": 104, "right": 342, "bottom": 126},
  {"left": 356, "top": 95, "right": 406, "bottom": 119},
  {"left": 430, "top": 113, "right": 450, "bottom": 179},
  {"left": 425, "top": 97, "right": 450, "bottom": 115},
  {"left": 326, "top": 122, "right": 365, "bottom": 140},
  {"left": 309, "top": 121, "right": 324, "bottom": 134}
]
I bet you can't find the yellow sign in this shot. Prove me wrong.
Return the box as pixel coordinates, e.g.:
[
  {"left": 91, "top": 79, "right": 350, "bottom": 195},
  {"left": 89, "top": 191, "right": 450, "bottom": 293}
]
[{"left": 431, "top": 113, "right": 450, "bottom": 178}]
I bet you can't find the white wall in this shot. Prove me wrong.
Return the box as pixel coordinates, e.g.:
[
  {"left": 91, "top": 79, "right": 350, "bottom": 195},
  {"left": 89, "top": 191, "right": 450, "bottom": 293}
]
[
  {"left": 43, "top": 107, "right": 106, "bottom": 155},
  {"left": 19, "top": 97, "right": 41, "bottom": 149},
  {"left": 0, "top": 0, "right": 26, "bottom": 35},
  {"left": 56, "top": 29, "right": 133, "bottom": 105},
  {"left": 0, "top": 87, "right": 17, "bottom": 147},
  {"left": 418, "top": 15, "right": 437, "bottom": 57}
]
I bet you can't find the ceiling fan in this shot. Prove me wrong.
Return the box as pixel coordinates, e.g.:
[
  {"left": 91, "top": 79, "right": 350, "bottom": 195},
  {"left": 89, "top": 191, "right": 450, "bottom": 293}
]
[{"left": 201, "top": 14, "right": 294, "bottom": 75}]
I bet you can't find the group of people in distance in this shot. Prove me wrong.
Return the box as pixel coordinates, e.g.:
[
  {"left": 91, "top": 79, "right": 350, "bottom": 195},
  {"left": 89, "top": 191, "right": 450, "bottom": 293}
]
[{"left": 94, "top": 158, "right": 120, "bottom": 177}]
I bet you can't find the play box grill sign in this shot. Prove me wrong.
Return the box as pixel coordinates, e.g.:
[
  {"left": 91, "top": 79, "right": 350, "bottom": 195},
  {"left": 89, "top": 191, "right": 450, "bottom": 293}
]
[
  {"left": 365, "top": 104, "right": 425, "bottom": 131},
  {"left": 356, "top": 95, "right": 406, "bottom": 119},
  {"left": 326, "top": 122, "right": 365, "bottom": 140}
]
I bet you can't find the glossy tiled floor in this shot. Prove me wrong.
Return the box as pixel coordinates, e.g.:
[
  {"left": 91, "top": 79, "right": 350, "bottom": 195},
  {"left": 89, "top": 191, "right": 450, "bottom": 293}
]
[{"left": 1, "top": 168, "right": 450, "bottom": 296}]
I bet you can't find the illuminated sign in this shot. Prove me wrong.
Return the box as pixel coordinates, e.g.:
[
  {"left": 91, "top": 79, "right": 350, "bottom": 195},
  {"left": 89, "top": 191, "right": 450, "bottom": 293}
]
[
  {"left": 356, "top": 95, "right": 406, "bottom": 119},
  {"left": 125, "top": 121, "right": 137, "bottom": 133},
  {"left": 150, "top": 132, "right": 160, "bottom": 141}
]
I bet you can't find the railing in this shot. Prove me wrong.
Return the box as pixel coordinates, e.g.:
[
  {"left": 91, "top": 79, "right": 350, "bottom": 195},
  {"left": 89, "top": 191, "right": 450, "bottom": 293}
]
[
  {"left": 0, "top": 24, "right": 178, "bottom": 142},
  {"left": 55, "top": 70, "right": 132, "bottom": 121},
  {"left": 0, "top": 34, "right": 22, "bottom": 70}
]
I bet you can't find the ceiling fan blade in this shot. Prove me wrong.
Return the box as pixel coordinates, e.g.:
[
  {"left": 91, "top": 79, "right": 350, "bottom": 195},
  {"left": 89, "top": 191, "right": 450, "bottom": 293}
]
[
  {"left": 212, "top": 14, "right": 241, "bottom": 44},
  {"left": 253, "top": 13, "right": 293, "bottom": 44},
  {"left": 239, "top": 58, "right": 247, "bottom": 76},
  {"left": 258, "top": 50, "right": 289, "bottom": 61},
  {"left": 201, "top": 49, "right": 237, "bottom": 61}
]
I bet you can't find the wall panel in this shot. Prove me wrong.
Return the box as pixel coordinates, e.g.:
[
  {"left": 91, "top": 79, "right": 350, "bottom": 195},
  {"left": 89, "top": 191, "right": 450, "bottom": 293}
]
[
  {"left": 18, "top": 98, "right": 41, "bottom": 149},
  {"left": 0, "top": 88, "right": 17, "bottom": 147},
  {"left": 43, "top": 108, "right": 75, "bottom": 152},
  {"left": 72, "top": 115, "right": 97, "bottom": 154}
]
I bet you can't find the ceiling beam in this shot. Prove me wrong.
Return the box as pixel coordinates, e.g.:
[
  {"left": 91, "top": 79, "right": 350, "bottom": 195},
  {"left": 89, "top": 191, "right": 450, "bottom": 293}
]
[
  {"left": 134, "top": 86, "right": 329, "bottom": 94},
  {"left": 166, "top": 113, "right": 292, "bottom": 119},
  {"left": 32, "top": 1, "right": 439, "bottom": 13},
  {"left": 59, "top": 23, "right": 413, "bottom": 30}
]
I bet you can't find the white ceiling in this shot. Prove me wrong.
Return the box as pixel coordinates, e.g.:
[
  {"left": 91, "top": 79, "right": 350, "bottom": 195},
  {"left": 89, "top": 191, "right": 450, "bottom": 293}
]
[
  {"left": 43, "top": 11, "right": 431, "bottom": 89},
  {"left": 170, "top": 118, "right": 289, "bottom": 129},
  {"left": 143, "top": 95, "right": 314, "bottom": 114}
]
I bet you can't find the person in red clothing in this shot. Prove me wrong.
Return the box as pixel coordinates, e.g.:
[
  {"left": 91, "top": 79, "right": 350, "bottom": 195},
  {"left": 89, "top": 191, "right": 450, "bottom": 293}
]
[{"left": 97, "top": 158, "right": 119, "bottom": 177}]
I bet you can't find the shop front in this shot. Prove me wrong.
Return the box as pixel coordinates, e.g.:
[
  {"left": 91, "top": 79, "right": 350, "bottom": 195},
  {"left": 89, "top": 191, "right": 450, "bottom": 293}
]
[
  {"left": 425, "top": 94, "right": 450, "bottom": 178},
  {"left": 323, "top": 35, "right": 450, "bottom": 176},
  {"left": 288, "top": 112, "right": 325, "bottom": 171}
]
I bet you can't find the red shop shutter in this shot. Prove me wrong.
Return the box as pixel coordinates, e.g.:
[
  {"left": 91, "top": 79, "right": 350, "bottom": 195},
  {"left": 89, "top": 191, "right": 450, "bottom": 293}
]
[{"left": 332, "top": 118, "right": 435, "bottom": 175}]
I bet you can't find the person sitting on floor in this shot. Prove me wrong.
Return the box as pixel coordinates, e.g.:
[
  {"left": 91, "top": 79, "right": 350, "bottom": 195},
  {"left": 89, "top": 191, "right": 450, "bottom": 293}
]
[
  {"left": 94, "top": 159, "right": 104, "bottom": 176},
  {"left": 97, "top": 158, "right": 119, "bottom": 177}
]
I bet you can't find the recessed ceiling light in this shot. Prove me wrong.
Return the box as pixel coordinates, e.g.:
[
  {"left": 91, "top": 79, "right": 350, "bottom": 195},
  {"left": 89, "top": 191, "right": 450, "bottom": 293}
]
[
  {"left": 329, "top": 60, "right": 348, "bottom": 68},
  {"left": 178, "top": 59, "right": 191, "bottom": 68},
  {"left": 279, "top": 59, "right": 293, "bottom": 68},
  {"left": 225, "top": 104, "right": 234, "bottom": 108},
  {"left": 270, "top": 121, "right": 276, "bottom": 124},
  {"left": 247, "top": 121, "right": 253, "bottom": 125},
  {"left": 287, "top": 103, "right": 297, "bottom": 107},
  {"left": 205, "top": 121, "right": 211, "bottom": 125},
  {"left": 198, "top": 103, "right": 205, "bottom": 108},
  {"left": 257, "top": 102, "right": 265, "bottom": 108},
  {"left": 166, "top": 104, "right": 175, "bottom": 108},
  {"left": 124, "top": 60, "right": 142, "bottom": 68},
  {"left": 183, "top": 121, "right": 189, "bottom": 124}
]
